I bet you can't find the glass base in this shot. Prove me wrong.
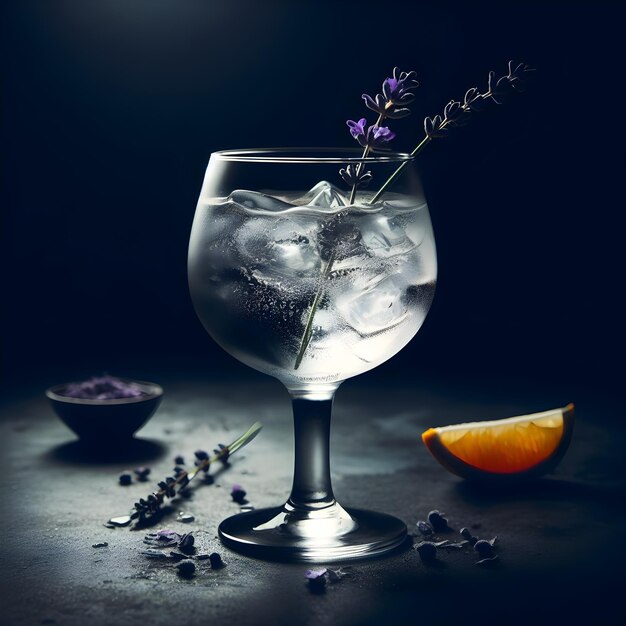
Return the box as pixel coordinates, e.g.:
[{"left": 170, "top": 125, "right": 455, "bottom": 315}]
[{"left": 218, "top": 505, "right": 408, "bottom": 562}]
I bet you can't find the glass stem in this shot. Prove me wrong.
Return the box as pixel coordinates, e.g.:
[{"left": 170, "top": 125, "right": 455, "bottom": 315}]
[{"left": 287, "top": 391, "right": 337, "bottom": 510}]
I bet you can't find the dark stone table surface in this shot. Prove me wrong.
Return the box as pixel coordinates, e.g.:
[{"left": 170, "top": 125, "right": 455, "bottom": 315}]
[{"left": 1, "top": 369, "right": 624, "bottom": 626}]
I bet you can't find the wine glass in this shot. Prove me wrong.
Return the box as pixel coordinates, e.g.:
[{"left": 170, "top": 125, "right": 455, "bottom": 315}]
[{"left": 188, "top": 148, "right": 437, "bottom": 561}]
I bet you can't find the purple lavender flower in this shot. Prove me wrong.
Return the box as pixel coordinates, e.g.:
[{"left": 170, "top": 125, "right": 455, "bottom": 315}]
[
  {"left": 362, "top": 67, "right": 418, "bottom": 119},
  {"left": 346, "top": 119, "right": 396, "bottom": 149},
  {"left": 382, "top": 67, "right": 419, "bottom": 103},
  {"left": 368, "top": 125, "right": 396, "bottom": 146},
  {"left": 347, "top": 118, "right": 368, "bottom": 142}
]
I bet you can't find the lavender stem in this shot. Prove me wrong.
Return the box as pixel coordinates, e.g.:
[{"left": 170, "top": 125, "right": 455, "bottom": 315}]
[
  {"left": 349, "top": 113, "right": 384, "bottom": 205},
  {"left": 294, "top": 250, "right": 337, "bottom": 370},
  {"left": 368, "top": 89, "right": 495, "bottom": 205}
]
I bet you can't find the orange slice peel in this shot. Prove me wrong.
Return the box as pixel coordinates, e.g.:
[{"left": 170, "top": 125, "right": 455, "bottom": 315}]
[{"left": 422, "top": 404, "right": 574, "bottom": 482}]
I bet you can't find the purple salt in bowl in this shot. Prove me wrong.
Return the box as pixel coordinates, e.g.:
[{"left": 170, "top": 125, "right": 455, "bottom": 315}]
[{"left": 46, "top": 378, "right": 163, "bottom": 442}]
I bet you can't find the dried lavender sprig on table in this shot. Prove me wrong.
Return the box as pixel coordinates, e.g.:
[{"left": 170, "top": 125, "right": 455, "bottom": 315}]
[
  {"left": 369, "top": 61, "right": 534, "bottom": 204},
  {"left": 111, "top": 422, "right": 262, "bottom": 527}
]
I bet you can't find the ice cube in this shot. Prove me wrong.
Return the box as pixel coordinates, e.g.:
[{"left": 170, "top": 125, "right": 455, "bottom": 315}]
[
  {"left": 269, "top": 220, "right": 322, "bottom": 274},
  {"left": 317, "top": 212, "right": 364, "bottom": 262},
  {"left": 335, "top": 274, "right": 408, "bottom": 336},
  {"left": 230, "top": 189, "right": 293, "bottom": 213},
  {"left": 234, "top": 217, "right": 321, "bottom": 290},
  {"left": 360, "top": 214, "right": 416, "bottom": 258},
  {"left": 299, "top": 181, "right": 348, "bottom": 209}
]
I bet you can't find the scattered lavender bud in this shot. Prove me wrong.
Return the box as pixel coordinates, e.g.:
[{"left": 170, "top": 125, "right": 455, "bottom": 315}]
[
  {"left": 176, "top": 560, "right": 196, "bottom": 578},
  {"left": 178, "top": 533, "right": 195, "bottom": 555},
  {"left": 169, "top": 551, "right": 187, "bottom": 561},
  {"left": 474, "top": 540, "right": 495, "bottom": 558},
  {"left": 305, "top": 568, "right": 327, "bottom": 587},
  {"left": 92, "top": 542, "right": 108, "bottom": 548},
  {"left": 157, "top": 529, "right": 182, "bottom": 542},
  {"left": 174, "top": 455, "right": 185, "bottom": 465},
  {"left": 427, "top": 510, "right": 450, "bottom": 532},
  {"left": 118, "top": 472, "right": 132, "bottom": 486},
  {"left": 416, "top": 541, "right": 437, "bottom": 562},
  {"left": 460, "top": 527, "right": 478, "bottom": 544},
  {"left": 209, "top": 552, "right": 224, "bottom": 569},
  {"left": 231, "top": 484, "right": 247, "bottom": 504},
  {"left": 416, "top": 520, "right": 434, "bottom": 537},
  {"left": 134, "top": 467, "right": 151, "bottom": 482}
]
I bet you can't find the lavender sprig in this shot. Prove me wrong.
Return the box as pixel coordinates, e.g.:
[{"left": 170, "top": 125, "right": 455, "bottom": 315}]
[
  {"left": 118, "top": 422, "right": 262, "bottom": 525},
  {"left": 346, "top": 67, "right": 419, "bottom": 204},
  {"left": 298, "top": 62, "right": 531, "bottom": 370},
  {"left": 369, "top": 61, "right": 534, "bottom": 204},
  {"left": 296, "top": 68, "right": 418, "bottom": 368}
]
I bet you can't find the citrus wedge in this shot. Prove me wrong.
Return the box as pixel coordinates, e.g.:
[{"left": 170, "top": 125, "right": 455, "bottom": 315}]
[{"left": 422, "top": 404, "right": 574, "bottom": 482}]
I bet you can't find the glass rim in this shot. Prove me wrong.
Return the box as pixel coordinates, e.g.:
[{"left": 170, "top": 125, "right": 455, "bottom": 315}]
[{"left": 210, "top": 147, "right": 415, "bottom": 164}]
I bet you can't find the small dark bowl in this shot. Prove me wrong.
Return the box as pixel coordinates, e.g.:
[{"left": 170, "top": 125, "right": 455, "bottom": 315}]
[{"left": 46, "top": 379, "right": 163, "bottom": 442}]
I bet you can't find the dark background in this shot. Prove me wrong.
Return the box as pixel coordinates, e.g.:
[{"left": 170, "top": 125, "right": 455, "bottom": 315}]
[{"left": 1, "top": 0, "right": 624, "bottom": 393}]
